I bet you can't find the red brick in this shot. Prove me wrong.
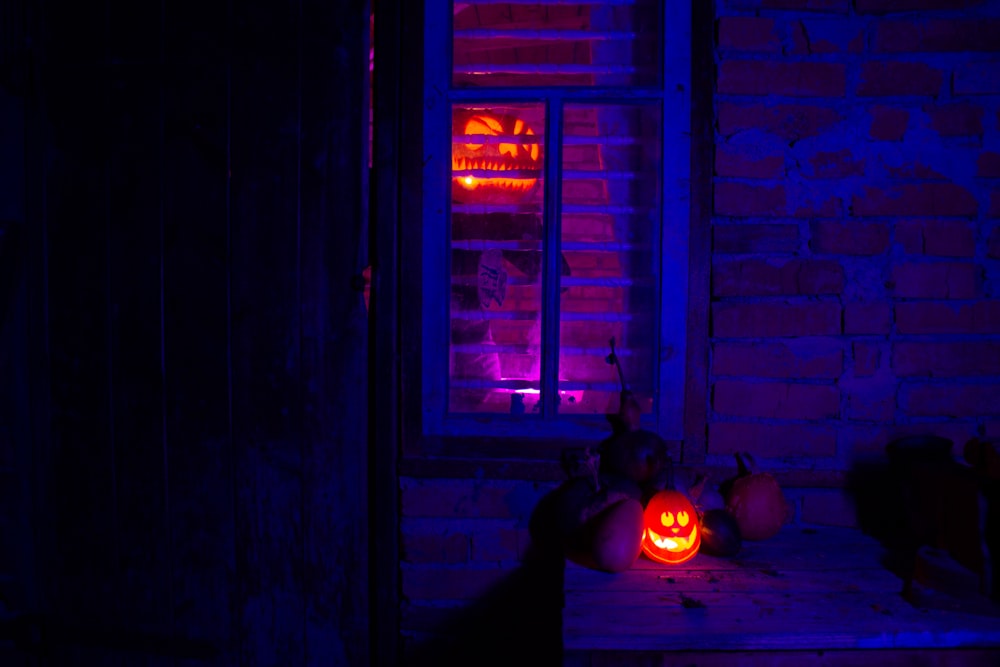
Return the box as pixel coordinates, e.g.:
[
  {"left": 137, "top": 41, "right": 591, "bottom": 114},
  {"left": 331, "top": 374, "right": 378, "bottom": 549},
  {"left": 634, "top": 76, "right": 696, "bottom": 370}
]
[
  {"left": 471, "top": 526, "right": 527, "bottom": 562},
  {"left": 845, "top": 381, "right": 896, "bottom": 422},
  {"left": 713, "top": 259, "right": 844, "bottom": 296},
  {"left": 713, "top": 340, "right": 843, "bottom": 378},
  {"left": 804, "top": 149, "right": 865, "bottom": 179},
  {"left": 718, "top": 17, "right": 781, "bottom": 52},
  {"left": 875, "top": 19, "right": 1000, "bottom": 53},
  {"left": 844, "top": 302, "right": 892, "bottom": 335},
  {"left": 790, "top": 187, "right": 843, "bottom": 218},
  {"left": 400, "top": 478, "right": 546, "bottom": 519},
  {"left": 857, "top": 62, "right": 944, "bottom": 97},
  {"left": 800, "top": 490, "right": 857, "bottom": 527},
  {"left": 852, "top": 183, "right": 977, "bottom": 217},
  {"left": 953, "top": 62, "right": 1000, "bottom": 96},
  {"left": 719, "top": 61, "right": 847, "bottom": 97},
  {"left": 722, "top": 0, "right": 849, "bottom": 11},
  {"left": 402, "top": 566, "right": 510, "bottom": 600},
  {"left": 401, "top": 525, "right": 469, "bottom": 564},
  {"left": 810, "top": 221, "right": 889, "bottom": 255},
  {"left": 925, "top": 103, "right": 984, "bottom": 137},
  {"left": 715, "top": 145, "right": 785, "bottom": 178},
  {"left": 979, "top": 152, "right": 1000, "bottom": 178},
  {"left": 893, "top": 342, "right": 1000, "bottom": 377},
  {"left": 989, "top": 227, "right": 1000, "bottom": 258},
  {"left": 896, "top": 220, "right": 976, "bottom": 257},
  {"left": 714, "top": 380, "right": 840, "bottom": 420},
  {"left": 853, "top": 342, "right": 881, "bottom": 377},
  {"left": 712, "top": 302, "right": 841, "bottom": 337},
  {"left": 765, "top": 0, "right": 848, "bottom": 8},
  {"left": 890, "top": 262, "right": 977, "bottom": 299},
  {"left": 884, "top": 159, "right": 947, "bottom": 180},
  {"left": 713, "top": 224, "right": 801, "bottom": 253},
  {"left": 715, "top": 181, "right": 786, "bottom": 217},
  {"left": 895, "top": 301, "right": 1000, "bottom": 334},
  {"left": 838, "top": 424, "right": 973, "bottom": 458},
  {"left": 718, "top": 103, "right": 843, "bottom": 142},
  {"left": 789, "top": 19, "right": 865, "bottom": 55},
  {"left": 869, "top": 106, "right": 910, "bottom": 141},
  {"left": 856, "top": 0, "right": 986, "bottom": 12},
  {"left": 872, "top": 21, "right": 920, "bottom": 52},
  {"left": 708, "top": 422, "right": 837, "bottom": 458},
  {"left": 901, "top": 384, "right": 1000, "bottom": 418}
]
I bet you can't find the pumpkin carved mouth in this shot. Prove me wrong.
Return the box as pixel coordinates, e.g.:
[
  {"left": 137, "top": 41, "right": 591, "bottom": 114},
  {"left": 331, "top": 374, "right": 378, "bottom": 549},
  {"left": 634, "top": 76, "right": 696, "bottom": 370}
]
[
  {"left": 641, "top": 490, "right": 702, "bottom": 565},
  {"left": 645, "top": 524, "right": 699, "bottom": 552}
]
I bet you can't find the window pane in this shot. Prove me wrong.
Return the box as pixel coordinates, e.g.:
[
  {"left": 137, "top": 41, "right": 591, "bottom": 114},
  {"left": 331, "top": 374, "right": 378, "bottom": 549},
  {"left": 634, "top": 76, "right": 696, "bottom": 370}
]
[
  {"left": 449, "top": 103, "right": 546, "bottom": 414},
  {"left": 452, "top": 1, "right": 661, "bottom": 88},
  {"left": 559, "top": 103, "right": 660, "bottom": 416}
]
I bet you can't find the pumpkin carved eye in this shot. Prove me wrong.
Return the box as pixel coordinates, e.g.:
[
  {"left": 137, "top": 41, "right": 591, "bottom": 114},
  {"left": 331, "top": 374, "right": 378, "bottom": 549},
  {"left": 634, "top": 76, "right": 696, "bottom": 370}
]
[
  {"left": 678, "top": 511, "right": 690, "bottom": 527},
  {"left": 661, "top": 512, "right": 674, "bottom": 527},
  {"left": 463, "top": 116, "right": 504, "bottom": 152}
]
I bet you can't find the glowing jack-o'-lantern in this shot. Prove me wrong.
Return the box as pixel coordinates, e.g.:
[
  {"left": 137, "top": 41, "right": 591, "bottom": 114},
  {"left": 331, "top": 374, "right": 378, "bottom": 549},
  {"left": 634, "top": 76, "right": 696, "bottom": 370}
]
[
  {"left": 452, "top": 109, "right": 542, "bottom": 203},
  {"left": 641, "top": 489, "right": 701, "bottom": 565}
]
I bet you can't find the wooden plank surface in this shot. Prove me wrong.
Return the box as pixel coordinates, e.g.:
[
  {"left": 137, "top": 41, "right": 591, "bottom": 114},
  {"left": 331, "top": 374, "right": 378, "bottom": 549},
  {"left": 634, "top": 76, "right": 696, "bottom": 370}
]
[
  {"left": 563, "top": 524, "right": 1000, "bottom": 653},
  {"left": 229, "top": 0, "right": 305, "bottom": 660},
  {"left": 565, "top": 648, "right": 1000, "bottom": 667},
  {"left": 162, "top": 22, "right": 234, "bottom": 662}
]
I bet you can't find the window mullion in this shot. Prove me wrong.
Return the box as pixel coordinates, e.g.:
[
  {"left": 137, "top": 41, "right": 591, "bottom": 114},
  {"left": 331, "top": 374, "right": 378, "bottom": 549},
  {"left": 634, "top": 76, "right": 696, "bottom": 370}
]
[{"left": 540, "top": 99, "right": 563, "bottom": 419}]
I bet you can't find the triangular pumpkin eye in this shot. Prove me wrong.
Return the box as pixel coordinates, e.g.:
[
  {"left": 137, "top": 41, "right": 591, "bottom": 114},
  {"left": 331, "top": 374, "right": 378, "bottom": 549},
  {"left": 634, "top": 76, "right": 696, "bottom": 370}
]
[
  {"left": 677, "top": 511, "right": 690, "bottom": 527},
  {"left": 661, "top": 512, "right": 674, "bottom": 527}
]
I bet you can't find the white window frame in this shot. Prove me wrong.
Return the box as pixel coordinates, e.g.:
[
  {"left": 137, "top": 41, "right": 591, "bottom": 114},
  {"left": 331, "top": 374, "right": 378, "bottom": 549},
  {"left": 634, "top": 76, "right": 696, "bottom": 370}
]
[{"left": 420, "top": 0, "right": 692, "bottom": 440}]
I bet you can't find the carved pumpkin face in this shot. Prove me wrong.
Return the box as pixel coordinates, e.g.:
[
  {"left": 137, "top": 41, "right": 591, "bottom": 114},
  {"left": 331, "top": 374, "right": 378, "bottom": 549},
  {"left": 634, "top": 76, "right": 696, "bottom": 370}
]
[
  {"left": 452, "top": 109, "right": 542, "bottom": 204},
  {"left": 641, "top": 490, "right": 701, "bottom": 565}
]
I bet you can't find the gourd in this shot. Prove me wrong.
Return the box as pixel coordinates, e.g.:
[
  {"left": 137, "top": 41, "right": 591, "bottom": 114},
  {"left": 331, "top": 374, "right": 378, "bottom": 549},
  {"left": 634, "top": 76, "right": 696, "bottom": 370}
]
[
  {"left": 698, "top": 508, "right": 742, "bottom": 557},
  {"left": 722, "top": 452, "right": 789, "bottom": 541},
  {"left": 542, "top": 446, "right": 644, "bottom": 573},
  {"left": 598, "top": 338, "right": 669, "bottom": 493}
]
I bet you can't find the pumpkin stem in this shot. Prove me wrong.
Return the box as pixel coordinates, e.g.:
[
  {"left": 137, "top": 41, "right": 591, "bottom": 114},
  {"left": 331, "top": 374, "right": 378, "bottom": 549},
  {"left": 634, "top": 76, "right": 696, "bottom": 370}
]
[
  {"left": 735, "top": 451, "right": 755, "bottom": 477},
  {"left": 688, "top": 472, "right": 709, "bottom": 500},
  {"left": 606, "top": 337, "right": 628, "bottom": 392}
]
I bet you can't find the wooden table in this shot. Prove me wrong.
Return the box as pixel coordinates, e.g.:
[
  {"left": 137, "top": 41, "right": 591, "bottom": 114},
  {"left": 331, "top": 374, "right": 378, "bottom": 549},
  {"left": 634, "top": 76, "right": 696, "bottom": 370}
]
[{"left": 562, "top": 524, "right": 1000, "bottom": 666}]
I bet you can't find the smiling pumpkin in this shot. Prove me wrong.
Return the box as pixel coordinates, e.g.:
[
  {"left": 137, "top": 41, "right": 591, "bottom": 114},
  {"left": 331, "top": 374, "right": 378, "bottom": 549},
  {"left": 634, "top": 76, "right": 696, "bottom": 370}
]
[{"left": 641, "top": 489, "right": 701, "bottom": 565}]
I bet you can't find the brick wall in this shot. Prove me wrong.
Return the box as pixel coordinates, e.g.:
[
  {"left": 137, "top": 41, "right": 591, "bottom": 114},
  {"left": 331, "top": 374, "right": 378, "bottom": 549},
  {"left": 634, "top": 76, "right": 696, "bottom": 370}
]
[
  {"left": 401, "top": 0, "right": 1000, "bottom": 658},
  {"left": 711, "top": 0, "right": 1000, "bottom": 524}
]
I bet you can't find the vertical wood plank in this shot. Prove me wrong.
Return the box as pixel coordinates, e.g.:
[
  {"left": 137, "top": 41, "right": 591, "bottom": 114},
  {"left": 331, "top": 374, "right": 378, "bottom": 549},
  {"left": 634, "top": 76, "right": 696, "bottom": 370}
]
[
  {"left": 299, "top": 0, "right": 369, "bottom": 664},
  {"left": 373, "top": 0, "right": 409, "bottom": 662},
  {"left": 36, "top": 1, "right": 118, "bottom": 652},
  {"left": 41, "top": 94, "right": 118, "bottom": 658},
  {"left": 230, "top": 0, "right": 305, "bottom": 664},
  {"left": 105, "top": 70, "right": 171, "bottom": 647},
  {"left": 681, "top": 0, "right": 715, "bottom": 466},
  {"left": 163, "top": 1, "right": 235, "bottom": 663}
]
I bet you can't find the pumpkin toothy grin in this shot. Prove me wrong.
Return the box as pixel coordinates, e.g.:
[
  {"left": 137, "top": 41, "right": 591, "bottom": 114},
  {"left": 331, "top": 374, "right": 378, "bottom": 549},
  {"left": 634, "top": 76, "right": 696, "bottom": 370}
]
[{"left": 646, "top": 525, "right": 699, "bottom": 552}]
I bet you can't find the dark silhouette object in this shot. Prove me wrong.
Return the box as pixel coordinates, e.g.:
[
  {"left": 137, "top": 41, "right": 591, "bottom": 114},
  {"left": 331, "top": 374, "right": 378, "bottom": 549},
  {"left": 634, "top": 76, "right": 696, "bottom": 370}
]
[{"left": 882, "top": 435, "right": 995, "bottom": 603}]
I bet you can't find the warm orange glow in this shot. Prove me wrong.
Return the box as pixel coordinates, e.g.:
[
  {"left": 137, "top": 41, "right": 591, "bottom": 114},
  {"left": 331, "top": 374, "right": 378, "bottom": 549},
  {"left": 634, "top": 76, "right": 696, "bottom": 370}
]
[
  {"left": 452, "top": 111, "right": 542, "bottom": 201},
  {"left": 641, "top": 490, "right": 701, "bottom": 565}
]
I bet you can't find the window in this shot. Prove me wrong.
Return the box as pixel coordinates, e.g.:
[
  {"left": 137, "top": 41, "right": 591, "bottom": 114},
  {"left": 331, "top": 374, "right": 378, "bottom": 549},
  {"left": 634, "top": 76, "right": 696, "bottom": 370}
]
[{"left": 422, "top": 0, "right": 691, "bottom": 440}]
